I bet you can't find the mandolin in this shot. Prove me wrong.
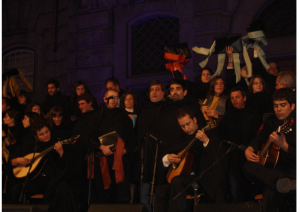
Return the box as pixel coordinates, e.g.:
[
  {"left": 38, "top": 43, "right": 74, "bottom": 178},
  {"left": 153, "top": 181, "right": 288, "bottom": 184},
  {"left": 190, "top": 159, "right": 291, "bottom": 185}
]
[
  {"left": 259, "top": 117, "right": 294, "bottom": 169},
  {"left": 13, "top": 135, "right": 79, "bottom": 180},
  {"left": 166, "top": 122, "right": 215, "bottom": 183}
]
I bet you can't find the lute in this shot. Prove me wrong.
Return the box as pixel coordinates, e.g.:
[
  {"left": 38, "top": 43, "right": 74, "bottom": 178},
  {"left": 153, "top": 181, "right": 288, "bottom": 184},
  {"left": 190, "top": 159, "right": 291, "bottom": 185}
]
[
  {"left": 166, "top": 122, "right": 215, "bottom": 183},
  {"left": 259, "top": 117, "right": 294, "bottom": 169},
  {"left": 13, "top": 135, "right": 80, "bottom": 180}
]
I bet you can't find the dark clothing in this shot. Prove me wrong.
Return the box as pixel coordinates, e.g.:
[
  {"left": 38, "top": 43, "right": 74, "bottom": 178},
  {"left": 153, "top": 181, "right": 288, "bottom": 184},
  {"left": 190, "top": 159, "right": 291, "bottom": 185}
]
[
  {"left": 135, "top": 100, "right": 164, "bottom": 184},
  {"left": 9, "top": 137, "right": 78, "bottom": 212},
  {"left": 246, "top": 92, "right": 273, "bottom": 120},
  {"left": 155, "top": 130, "right": 227, "bottom": 212},
  {"left": 215, "top": 107, "right": 262, "bottom": 202},
  {"left": 195, "top": 82, "right": 210, "bottom": 101},
  {"left": 243, "top": 112, "right": 296, "bottom": 212},
  {"left": 91, "top": 106, "right": 135, "bottom": 203},
  {"left": 45, "top": 92, "right": 71, "bottom": 119},
  {"left": 71, "top": 110, "right": 99, "bottom": 179},
  {"left": 226, "top": 68, "right": 250, "bottom": 92},
  {"left": 252, "top": 57, "right": 276, "bottom": 96},
  {"left": 51, "top": 123, "right": 73, "bottom": 141},
  {"left": 149, "top": 98, "right": 207, "bottom": 186}
]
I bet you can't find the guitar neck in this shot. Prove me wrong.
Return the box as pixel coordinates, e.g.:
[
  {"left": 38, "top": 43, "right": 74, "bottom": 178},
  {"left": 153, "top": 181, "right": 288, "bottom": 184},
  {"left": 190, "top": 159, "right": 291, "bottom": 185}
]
[
  {"left": 33, "top": 140, "right": 67, "bottom": 161},
  {"left": 34, "top": 146, "right": 55, "bottom": 161},
  {"left": 180, "top": 137, "right": 198, "bottom": 159}
]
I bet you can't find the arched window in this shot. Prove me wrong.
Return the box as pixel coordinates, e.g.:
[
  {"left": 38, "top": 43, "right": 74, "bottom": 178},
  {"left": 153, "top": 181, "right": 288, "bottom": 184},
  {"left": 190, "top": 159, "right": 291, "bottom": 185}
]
[
  {"left": 130, "top": 15, "right": 179, "bottom": 76},
  {"left": 256, "top": 0, "right": 295, "bottom": 38},
  {"left": 3, "top": 49, "right": 34, "bottom": 92}
]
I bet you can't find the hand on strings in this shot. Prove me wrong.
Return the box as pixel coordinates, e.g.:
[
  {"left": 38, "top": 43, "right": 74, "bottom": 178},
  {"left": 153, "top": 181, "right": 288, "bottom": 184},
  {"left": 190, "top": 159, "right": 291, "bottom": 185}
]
[
  {"left": 195, "top": 130, "right": 209, "bottom": 144},
  {"left": 167, "top": 154, "right": 181, "bottom": 164},
  {"left": 54, "top": 141, "right": 64, "bottom": 158},
  {"left": 16, "top": 157, "right": 31, "bottom": 166},
  {"left": 269, "top": 131, "right": 288, "bottom": 152},
  {"left": 100, "top": 144, "right": 114, "bottom": 156},
  {"left": 123, "top": 149, "right": 127, "bottom": 155},
  {"left": 245, "top": 146, "right": 260, "bottom": 163}
]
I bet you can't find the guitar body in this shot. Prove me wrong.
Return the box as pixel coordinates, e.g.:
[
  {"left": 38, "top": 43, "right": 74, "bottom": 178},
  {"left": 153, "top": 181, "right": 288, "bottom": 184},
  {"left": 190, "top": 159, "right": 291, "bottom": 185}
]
[
  {"left": 260, "top": 142, "right": 280, "bottom": 169},
  {"left": 167, "top": 149, "right": 195, "bottom": 183},
  {"left": 13, "top": 153, "right": 48, "bottom": 180},
  {"left": 259, "top": 117, "right": 294, "bottom": 169}
]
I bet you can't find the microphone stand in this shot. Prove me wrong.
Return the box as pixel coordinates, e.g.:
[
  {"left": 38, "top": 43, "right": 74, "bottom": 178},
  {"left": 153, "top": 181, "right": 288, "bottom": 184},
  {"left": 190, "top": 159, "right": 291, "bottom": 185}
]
[
  {"left": 172, "top": 145, "right": 236, "bottom": 203},
  {"left": 139, "top": 100, "right": 164, "bottom": 205},
  {"left": 85, "top": 101, "right": 106, "bottom": 206},
  {"left": 148, "top": 134, "right": 162, "bottom": 212}
]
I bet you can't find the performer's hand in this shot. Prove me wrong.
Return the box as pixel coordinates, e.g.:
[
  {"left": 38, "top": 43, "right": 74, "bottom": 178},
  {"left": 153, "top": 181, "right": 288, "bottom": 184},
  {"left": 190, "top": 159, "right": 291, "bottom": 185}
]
[
  {"left": 245, "top": 146, "right": 260, "bottom": 163},
  {"left": 270, "top": 131, "right": 289, "bottom": 152},
  {"left": 16, "top": 157, "right": 31, "bottom": 166},
  {"left": 198, "top": 99, "right": 203, "bottom": 107},
  {"left": 54, "top": 141, "right": 64, "bottom": 158},
  {"left": 196, "top": 130, "right": 209, "bottom": 144},
  {"left": 100, "top": 144, "right": 114, "bottom": 156},
  {"left": 201, "top": 106, "right": 209, "bottom": 113},
  {"left": 122, "top": 149, "right": 126, "bottom": 155},
  {"left": 167, "top": 154, "right": 181, "bottom": 164}
]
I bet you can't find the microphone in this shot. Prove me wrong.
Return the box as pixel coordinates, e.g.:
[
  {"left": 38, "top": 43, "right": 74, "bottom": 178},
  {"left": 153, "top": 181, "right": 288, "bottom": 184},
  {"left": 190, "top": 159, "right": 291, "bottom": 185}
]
[
  {"left": 105, "top": 95, "right": 116, "bottom": 101},
  {"left": 147, "top": 133, "right": 162, "bottom": 144},
  {"left": 224, "top": 141, "right": 246, "bottom": 151}
]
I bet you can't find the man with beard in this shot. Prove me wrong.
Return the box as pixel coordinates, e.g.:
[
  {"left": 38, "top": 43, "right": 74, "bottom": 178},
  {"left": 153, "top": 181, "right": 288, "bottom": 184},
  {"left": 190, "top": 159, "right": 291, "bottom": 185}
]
[
  {"left": 155, "top": 107, "right": 227, "bottom": 212},
  {"left": 146, "top": 78, "right": 206, "bottom": 210}
]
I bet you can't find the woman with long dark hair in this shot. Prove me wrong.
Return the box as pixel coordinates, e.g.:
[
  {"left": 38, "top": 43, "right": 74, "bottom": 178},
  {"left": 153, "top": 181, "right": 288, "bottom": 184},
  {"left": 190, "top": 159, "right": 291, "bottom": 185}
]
[
  {"left": 201, "top": 76, "right": 229, "bottom": 126},
  {"left": 195, "top": 67, "right": 214, "bottom": 101}
]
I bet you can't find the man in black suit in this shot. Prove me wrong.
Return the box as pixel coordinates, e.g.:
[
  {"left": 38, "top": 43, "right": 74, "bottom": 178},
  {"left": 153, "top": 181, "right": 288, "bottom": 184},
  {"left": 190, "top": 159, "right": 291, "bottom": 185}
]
[
  {"left": 155, "top": 107, "right": 227, "bottom": 212},
  {"left": 243, "top": 88, "right": 296, "bottom": 212}
]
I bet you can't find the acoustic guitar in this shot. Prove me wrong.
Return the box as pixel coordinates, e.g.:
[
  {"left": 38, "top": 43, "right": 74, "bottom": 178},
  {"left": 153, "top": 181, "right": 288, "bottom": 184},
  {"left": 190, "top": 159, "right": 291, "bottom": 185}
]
[
  {"left": 13, "top": 135, "right": 79, "bottom": 180},
  {"left": 166, "top": 122, "right": 215, "bottom": 183},
  {"left": 259, "top": 117, "right": 294, "bottom": 169}
]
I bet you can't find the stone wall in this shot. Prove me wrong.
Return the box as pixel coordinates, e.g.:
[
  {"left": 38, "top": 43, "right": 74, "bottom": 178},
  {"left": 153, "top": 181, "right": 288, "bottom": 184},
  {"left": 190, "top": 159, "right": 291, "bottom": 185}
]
[{"left": 2, "top": 0, "right": 296, "bottom": 105}]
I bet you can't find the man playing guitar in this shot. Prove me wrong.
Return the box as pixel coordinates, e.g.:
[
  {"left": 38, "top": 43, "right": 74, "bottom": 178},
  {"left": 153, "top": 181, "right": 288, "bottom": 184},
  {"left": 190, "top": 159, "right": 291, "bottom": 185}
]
[
  {"left": 155, "top": 107, "right": 227, "bottom": 212},
  {"left": 243, "top": 88, "right": 296, "bottom": 212}
]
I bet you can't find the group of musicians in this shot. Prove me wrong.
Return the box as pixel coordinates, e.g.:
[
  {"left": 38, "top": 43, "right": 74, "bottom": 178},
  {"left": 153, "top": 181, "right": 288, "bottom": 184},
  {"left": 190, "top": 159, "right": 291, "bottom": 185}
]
[{"left": 2, "top": 47, "right": 296, "bottom": 212}]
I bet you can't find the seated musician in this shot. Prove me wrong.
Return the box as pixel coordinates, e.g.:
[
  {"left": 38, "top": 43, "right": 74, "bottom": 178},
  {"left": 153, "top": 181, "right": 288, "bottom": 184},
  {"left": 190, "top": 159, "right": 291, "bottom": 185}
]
[
  {"left": 243, "top": 88, "right": 296, "bottom": 212},
  {"left": 155, "top": 107, "right": 227, "bottom": 212},
  {"left": 9, "top": 120, "right": 78, "bottom": 212}
]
